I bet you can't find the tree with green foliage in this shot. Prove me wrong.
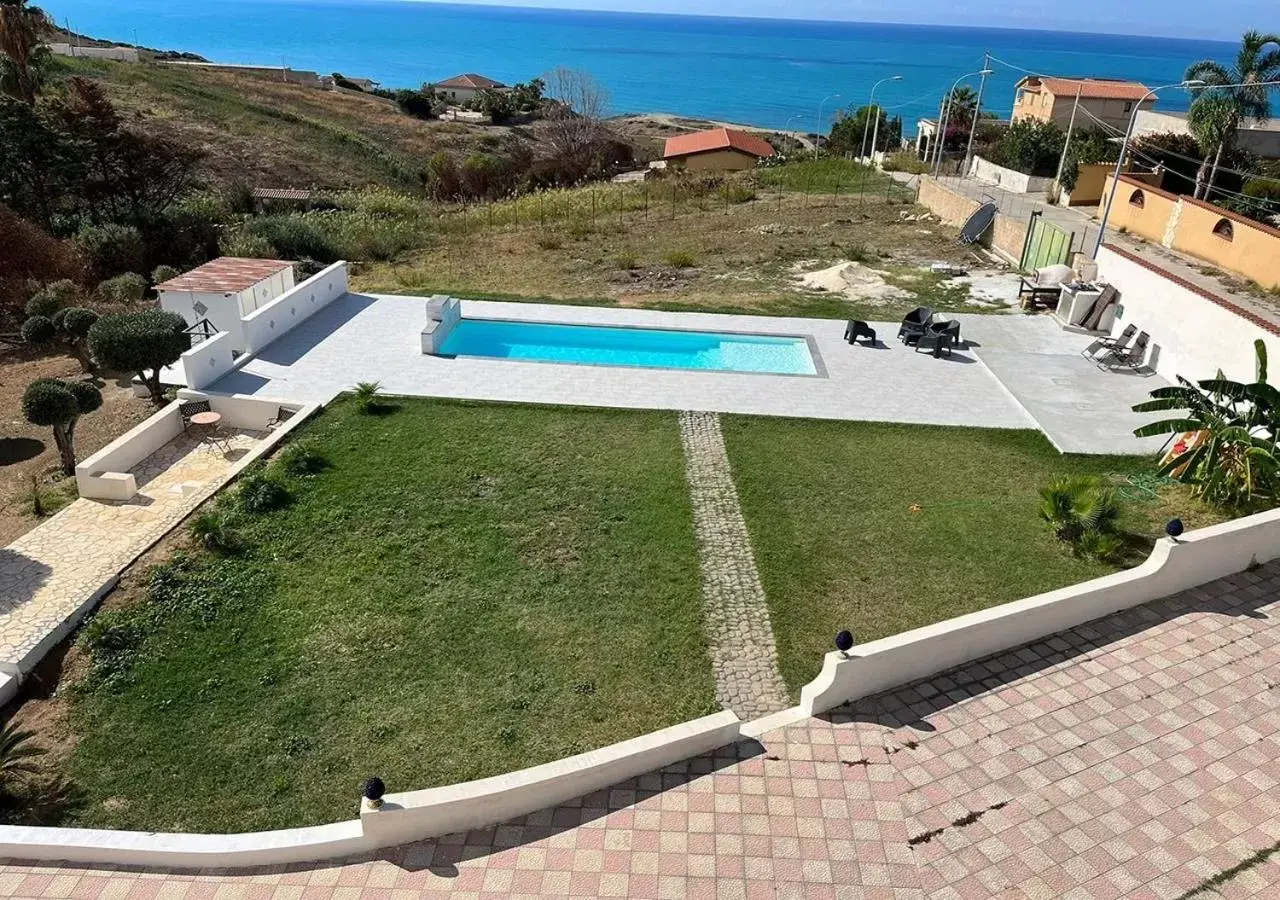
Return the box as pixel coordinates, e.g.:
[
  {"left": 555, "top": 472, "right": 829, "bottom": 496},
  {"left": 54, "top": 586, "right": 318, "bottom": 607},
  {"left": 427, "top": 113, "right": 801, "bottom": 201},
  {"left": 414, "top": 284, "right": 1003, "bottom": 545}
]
[
  {"left": 96, "top": 272, "right": 148, "bottom": 304},
  {"left": 1186, "top": 31, "right": 1280, "bottom": 125},
  {"left": 1058, "top": 128, "right": 1119, "bottom": 191},
  {"left": 1187, "top": 91, "right": 1242, "bottom": 199},
  {"left": 828, "top": 105, "right": 902, "bottom": 155},
  {"left": 87, "top": 310, "right": 189, "bottom": 404},
  {"left": 21, "top": 377, "right": 103, "bottom": 474},
  {"left": 991, "top": 119, "right": 1066, "bottom": 176},
  {"left": 22, "top": 306, "right": 99, "bottom": 372},
  {"left": 1133, "top": 340, "right": 1280, "bottom": 510},
  {"left": 0, "top": 0, "right": 51, "bottom": 104},
  {"left": 1038, "top": 475, "right": 1123, "bottom": 562}
]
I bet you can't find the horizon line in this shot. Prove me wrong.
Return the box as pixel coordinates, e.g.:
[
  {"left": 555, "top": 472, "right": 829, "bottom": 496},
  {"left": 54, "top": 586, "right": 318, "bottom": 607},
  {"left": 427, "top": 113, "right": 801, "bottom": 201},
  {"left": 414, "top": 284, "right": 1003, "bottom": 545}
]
[{"left": 332, "top": 0, "right": 1244, "bottom": 44}]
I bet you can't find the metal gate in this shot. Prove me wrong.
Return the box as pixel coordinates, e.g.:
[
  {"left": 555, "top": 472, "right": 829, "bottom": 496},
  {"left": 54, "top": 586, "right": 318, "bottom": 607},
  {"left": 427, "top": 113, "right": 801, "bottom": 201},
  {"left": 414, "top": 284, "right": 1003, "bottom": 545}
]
[{"left": 1020, "top": 211, "right": 1074, "bottom": 272}]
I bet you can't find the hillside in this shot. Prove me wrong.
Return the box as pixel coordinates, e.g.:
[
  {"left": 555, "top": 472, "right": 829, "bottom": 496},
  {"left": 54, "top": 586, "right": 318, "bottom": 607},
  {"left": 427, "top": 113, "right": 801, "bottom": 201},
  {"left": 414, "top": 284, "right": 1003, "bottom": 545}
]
[{"left": 45, "top": 56, "right": 539, "bottom": 191}]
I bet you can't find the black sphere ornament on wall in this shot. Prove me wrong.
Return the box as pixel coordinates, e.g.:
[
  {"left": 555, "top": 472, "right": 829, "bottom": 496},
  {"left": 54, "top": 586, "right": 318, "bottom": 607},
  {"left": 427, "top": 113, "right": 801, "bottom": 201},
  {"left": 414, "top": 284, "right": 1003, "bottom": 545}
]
[
  {"left": 1165, "top": 518, "right": 1184, "bottom": 540},
  {"left": 363, "top": 776, "right": 386, "bottom": 809},
  {"left": 835, "top": 630, "right": 855, "bottom": 655}
]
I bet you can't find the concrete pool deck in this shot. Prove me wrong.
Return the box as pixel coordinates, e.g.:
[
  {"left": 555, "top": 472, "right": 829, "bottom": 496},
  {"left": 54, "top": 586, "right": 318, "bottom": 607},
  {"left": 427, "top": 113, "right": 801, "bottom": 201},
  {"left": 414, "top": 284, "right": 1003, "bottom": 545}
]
[{"left": 209, "top": 295, "right": 1166, "bottom": 456}]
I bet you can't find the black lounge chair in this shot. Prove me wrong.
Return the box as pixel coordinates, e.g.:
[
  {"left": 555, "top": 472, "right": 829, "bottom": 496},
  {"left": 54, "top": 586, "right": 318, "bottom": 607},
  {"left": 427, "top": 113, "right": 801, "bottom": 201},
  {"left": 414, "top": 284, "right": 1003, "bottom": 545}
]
[
  {"left": 844, "top": 320, "right": 876, "bottom": 346},
  {"left": 1082, "top": 323, "right": 1135, "bottom": 361},
  {"left": 897, "top": 306, "right": 933, "bottom": 345},
  {"left": 1098, "top": 330, "right": 1150, "bottom": 371},
  {"left": 916, "top": 319, "right": 961, "bottom": 358}
]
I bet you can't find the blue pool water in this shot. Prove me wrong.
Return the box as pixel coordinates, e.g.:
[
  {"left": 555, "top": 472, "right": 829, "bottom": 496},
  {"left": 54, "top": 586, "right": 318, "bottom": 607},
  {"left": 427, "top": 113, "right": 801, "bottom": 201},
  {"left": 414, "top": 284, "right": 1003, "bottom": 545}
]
[{"left": 438, "top": 319, "right": 817, "bottom": 374}]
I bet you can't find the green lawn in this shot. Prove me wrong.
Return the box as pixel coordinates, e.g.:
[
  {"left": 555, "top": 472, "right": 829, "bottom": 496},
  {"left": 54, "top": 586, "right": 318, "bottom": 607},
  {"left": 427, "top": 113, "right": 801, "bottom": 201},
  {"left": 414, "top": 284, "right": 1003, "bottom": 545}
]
[
  {"left": 64, "top": 398, "right": 715, "bottom": 832},
  {"left": 720, "top": 417, "right": 1213, "bottom": 697}
]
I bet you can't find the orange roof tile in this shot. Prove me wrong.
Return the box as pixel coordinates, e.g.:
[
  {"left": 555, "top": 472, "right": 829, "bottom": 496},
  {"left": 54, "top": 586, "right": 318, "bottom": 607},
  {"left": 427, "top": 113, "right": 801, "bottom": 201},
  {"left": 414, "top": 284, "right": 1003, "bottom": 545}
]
[
  {"left": 663, "top": 127, "right": 776, "bottom": 160},
  {"left": 156, "top": 257, "right": 294, "bottom": 294},
  {"left": 435, "top": 73, "right": 506, "bottom": 90},
  {"left": 1031, "top": 77, "right": 1152, "bottom": 101}
]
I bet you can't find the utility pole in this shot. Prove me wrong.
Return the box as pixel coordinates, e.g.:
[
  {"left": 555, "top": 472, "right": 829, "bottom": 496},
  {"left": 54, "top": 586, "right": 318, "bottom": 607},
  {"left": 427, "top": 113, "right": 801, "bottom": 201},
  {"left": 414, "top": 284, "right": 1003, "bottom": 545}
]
[
  {"left": 1053, "top": 82, "right": 1085, "bottom": 195},
  {"left": 962, "top": 53, "right": 991, "bottom": 175}
]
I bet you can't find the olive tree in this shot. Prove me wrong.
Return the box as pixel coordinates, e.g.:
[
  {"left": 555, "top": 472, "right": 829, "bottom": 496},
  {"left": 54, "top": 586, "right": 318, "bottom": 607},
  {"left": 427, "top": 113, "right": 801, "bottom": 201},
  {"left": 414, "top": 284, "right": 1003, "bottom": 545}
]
[
  {"left": 21, "top": 306, "right": 100, "bottom": 372},
  {"left": 21, "top": 378, "right": 103, "bottom": 475},
  {"left": 87, "top": 310, "right": 189, "bottom": 404}
]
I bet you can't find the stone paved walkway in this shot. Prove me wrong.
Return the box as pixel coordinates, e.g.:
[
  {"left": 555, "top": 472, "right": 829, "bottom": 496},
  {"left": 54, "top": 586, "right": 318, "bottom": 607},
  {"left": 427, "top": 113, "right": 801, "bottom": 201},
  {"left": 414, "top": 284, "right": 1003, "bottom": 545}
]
[
  {"left": 9, "top": 561, "right": 1279, "bottom": 898},
  {"left": 678, "top": 410, "right": 790, "bottom": 720},
  {"left": 0, "top": 431, "right": 262, "bottom": 675}
]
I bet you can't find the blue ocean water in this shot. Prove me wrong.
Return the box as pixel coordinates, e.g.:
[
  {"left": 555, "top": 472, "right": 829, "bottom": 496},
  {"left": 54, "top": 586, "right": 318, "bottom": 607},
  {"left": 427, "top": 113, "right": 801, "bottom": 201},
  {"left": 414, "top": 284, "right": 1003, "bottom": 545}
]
[
  {"left": 45, "top": 0, "right": 1236, "bottom": 130},
  {"left": 438, "top": 318, "right": 818, "bottom": 373}
]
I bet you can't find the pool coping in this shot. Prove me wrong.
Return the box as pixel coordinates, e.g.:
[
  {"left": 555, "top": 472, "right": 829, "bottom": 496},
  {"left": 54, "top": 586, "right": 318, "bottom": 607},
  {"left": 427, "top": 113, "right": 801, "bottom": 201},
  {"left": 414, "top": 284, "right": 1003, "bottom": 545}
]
[{"left": 433, "top": 314, "right": 829, "bottom": 379}]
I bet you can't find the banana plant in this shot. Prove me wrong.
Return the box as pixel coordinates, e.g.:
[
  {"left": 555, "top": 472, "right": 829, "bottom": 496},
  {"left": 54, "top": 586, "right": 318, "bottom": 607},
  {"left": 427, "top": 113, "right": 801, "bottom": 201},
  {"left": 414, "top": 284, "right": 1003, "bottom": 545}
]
[{"left": 1133, "top": 340, "right": 1280, "bottom": 509}]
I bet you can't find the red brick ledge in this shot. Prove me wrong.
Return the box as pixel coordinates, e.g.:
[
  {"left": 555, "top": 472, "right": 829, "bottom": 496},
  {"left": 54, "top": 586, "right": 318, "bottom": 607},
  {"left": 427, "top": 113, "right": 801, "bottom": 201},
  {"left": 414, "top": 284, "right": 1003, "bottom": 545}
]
[{"left": 1101, "top": 243, "right": 1280, "bottom": 337}]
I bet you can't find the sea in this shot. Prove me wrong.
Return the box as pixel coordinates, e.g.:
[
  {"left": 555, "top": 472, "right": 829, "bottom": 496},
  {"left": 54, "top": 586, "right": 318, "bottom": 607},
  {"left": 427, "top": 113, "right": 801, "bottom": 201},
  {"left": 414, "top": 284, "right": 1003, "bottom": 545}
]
[{"left": 45, "top": 0, "right": 1238, "bottom": 132}]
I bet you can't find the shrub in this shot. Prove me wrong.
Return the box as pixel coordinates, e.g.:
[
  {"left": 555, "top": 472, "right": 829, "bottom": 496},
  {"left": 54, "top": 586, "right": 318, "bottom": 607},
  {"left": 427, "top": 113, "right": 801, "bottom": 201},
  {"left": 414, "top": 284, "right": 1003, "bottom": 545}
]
[
  {"left": 353, "top": 381, "right": 383, "bottom": 414},
  {"left": 718, "top": 182, "right": 757, "bottom": 204},
  {"left": 882, "top": 151, "right": 929, "bottom": 174},
  {"left": 88, "top": 310, "right": 190, "bottom": 404},
  {"left": 151, "top": 264, "right": 180, "bottom": 285},
  {"left": 74, "top": 224, "right": 146, "bottom": 282},
  {"left": 276, "top": 440, "right": 328, "bottom": 477},
  {"left": 1038, "top": 475, "right": 1122, "bottom": 561},
  {"left": 236, "top": 472, "right": 291, "bottom": 514},
  {"left": 0, "top": 722, "right": 46, "bottom": 801},
  {"left": 25, "top": 280, "right": 80, "bottom": 318},
  {"left": 21, "top": 378, "right": 103, "bottom": 475},
  {"left": 615, "top": 252, "right": 639, "bottom": 271},
  {"left": 219, "top": 230, "right": 277, "bottom": 259},
  {"left": 0, "top": 207, "right": 85, "bottom": 321},
  {"left": 20, "top": 316, "right": 56, "bottom": 345},
  {"left": 190, "top": 511, "right": 246, "bottom": 554},
  {"left": 664, "top": 250, "right": 696, "bottom": 268},
  {"left": 535, "top": 234, "right": 562, "bottom": 250},
  {"left": 989, "top": 119, "right": 1066, "bottom": 177},
  {"left": 223, "top": 181, "right": 256, "bottom": 215},
  {"left": 243, "top": 216, "right": 340, "bottom": 263},
  {"left": 96, "top": 272, "right": 148, "bottom": 304}
]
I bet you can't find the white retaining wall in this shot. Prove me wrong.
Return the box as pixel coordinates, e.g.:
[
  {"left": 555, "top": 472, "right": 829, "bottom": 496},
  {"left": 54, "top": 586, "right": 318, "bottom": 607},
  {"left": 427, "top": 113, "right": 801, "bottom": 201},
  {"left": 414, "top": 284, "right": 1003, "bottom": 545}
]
[
  {"left": 1096, "top": 246, "right": 1278, "bottom": 383},
  {"left": 800, "top": 506, "right": 1280, "bottom": 715},
  {"left": 75, "top": 404, "right": 183, "bottom": 500},
  {"left": 175, "top": 330, "right": 238, "bottom": 391},
  {"left": 969, "top": 155, "right": 1053, "bottom": 194},
  {"left": 363, "top": 711, "right": 741, "bottom": 846},
  {"left": 241, "top": 263, "right": 349, "bottom": 355}
]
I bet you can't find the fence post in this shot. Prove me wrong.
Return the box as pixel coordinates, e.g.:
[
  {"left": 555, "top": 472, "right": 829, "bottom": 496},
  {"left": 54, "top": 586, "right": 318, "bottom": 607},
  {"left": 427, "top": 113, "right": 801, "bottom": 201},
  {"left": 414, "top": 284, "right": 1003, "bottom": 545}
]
[
  {"left": 514, "top": 194, "right": 519, "bottom": 229},
  {"left": 592, "top": 190, "right": 597, "bottom": 225}
]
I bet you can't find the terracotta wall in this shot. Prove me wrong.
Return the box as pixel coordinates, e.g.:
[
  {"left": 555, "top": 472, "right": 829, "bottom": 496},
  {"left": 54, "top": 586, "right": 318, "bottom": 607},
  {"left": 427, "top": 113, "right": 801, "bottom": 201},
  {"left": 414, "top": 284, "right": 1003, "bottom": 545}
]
[
  {"left": 1100, "top": 175, "right": 1280, "bottom": 289},
  {"left": 1099, "top": 176, "right": 1180, "bottom": 244},
  {"left": 1172, "top": 198, "right": 1280, "bottom": 290}
]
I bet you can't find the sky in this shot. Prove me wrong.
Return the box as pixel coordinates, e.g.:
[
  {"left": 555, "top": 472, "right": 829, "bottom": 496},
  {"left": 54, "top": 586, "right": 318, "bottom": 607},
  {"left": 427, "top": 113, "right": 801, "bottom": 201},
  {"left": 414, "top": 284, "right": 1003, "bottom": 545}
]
[{"left": 390, "top": 0, "right": 1269, "bottom": 40}]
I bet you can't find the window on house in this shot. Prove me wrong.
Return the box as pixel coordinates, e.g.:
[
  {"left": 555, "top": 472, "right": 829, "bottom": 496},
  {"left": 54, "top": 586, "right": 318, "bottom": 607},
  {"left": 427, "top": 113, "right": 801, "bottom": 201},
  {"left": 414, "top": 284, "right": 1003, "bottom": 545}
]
[
  {"left": 1123, "top": 101, "right": 1133, "bottom": 113},
  {"left": 1128, "top": 190, "right": 1145, "bottom": 208},
  {"left": 1213, "top": 218, "right": 1235, "bottom": 241}
]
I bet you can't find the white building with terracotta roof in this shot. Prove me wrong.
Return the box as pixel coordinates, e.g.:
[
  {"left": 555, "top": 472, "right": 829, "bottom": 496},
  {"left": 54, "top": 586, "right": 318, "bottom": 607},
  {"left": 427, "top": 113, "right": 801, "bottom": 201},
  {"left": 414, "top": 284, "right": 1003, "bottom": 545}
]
[
  {"left": 431, "top": 73, "right": 508, "bottom": 105},
  {"left": 662, "top": 128, "right": 776, "bottom": 173},
  {"left": 156, "top": 257, "right": 295, "bottom": 354},
  {"left": 1012, "top": 76, "right": 1154, "bottom": 133}
]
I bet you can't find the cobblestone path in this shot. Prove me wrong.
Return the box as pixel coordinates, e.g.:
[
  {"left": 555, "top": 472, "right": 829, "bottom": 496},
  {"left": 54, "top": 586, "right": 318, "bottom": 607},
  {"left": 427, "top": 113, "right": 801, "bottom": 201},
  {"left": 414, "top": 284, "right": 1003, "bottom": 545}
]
[{"left": 678, "top": 410, "right": 790, "bottom": 720}]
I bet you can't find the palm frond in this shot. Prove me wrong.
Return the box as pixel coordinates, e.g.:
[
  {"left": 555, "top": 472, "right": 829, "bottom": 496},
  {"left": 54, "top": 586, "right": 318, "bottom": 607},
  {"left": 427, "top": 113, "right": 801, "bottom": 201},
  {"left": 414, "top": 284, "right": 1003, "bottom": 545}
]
[{"left": 1133, "top": 418, "right": 1204, "bottom": 438}]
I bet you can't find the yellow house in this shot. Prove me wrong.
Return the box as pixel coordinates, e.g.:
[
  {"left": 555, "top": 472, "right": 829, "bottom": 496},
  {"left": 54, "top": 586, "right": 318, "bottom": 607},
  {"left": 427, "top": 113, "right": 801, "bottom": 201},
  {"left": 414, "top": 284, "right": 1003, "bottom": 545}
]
[
  {"left": 663, "top": 128, "right": 776, "bottom": 173},
  {"left": 1012, "top": 76, "right": 1154, "bottom": 133}
]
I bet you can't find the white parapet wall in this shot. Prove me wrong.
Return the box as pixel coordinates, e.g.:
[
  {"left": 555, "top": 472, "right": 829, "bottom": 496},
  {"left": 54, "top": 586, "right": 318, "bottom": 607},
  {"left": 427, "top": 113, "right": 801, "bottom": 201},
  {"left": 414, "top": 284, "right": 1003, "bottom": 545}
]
[
  {"left": 968, "top": 155, "right": 1053, "bottom": 194},
  {"left": 175, "top": 330, "right": 238, "bottom": 391},
  {"left": 0, "top": 710, "right": 741, "bottom": 867},
  {"left": 75, "top": 403, "right": 183, "bottom": 500},
  {"left": 799, "top": 506, "right": 1280, "bottom": 715},
  {"left": 420, "top": 296, "right": 462, "bottom": 354},
  {"left": 1096, "top": 245, "right": 1279, "bottom": 383},
  {"left": 241, "top": 262, "right": 350, "bottom": 356},
  {"left": 362, "top": 711, "right": 741, "bottom": 846}
]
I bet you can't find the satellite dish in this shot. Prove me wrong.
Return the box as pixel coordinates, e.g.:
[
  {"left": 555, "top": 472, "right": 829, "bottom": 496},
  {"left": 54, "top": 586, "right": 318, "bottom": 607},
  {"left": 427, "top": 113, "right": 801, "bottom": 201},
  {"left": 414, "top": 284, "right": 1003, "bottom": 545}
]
[{"left": 959, "top": 202, "right": 998, "bottom": 245}]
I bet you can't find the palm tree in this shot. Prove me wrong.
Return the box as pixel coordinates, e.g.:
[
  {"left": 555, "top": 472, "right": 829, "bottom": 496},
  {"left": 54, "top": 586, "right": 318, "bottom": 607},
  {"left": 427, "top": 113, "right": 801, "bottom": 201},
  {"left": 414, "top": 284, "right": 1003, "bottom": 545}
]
[
  {"left": 0, "top": 721, "right": 44, "bottom": 796},
  {"left": 0, "top": 0, "right": 50, "bottom": 104},
  {"left": 1185, "top": 31, "right": 1280, "bottom": 198},
  {"left": 1187, "top": 92, "right": 1241, "bottom": 199}
]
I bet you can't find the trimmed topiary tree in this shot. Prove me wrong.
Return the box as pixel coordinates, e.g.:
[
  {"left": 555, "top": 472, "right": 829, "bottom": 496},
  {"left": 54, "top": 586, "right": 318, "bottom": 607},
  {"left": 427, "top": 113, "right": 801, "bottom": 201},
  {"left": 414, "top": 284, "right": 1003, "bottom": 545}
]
[
  {"left": 22, "top": 307, "right": 100, "bottom": 372},
  {"left": 96, "top": 272, "right": 148, "bottom": 304},
  {"left": 87, "top": 310, "right": 190, "bottom": 404},
  {"left": 24, "top": 280, "right": 82, "bottom": 319},
  {"left": 22, "top": 378, "right": 104, "bottom": 475}
]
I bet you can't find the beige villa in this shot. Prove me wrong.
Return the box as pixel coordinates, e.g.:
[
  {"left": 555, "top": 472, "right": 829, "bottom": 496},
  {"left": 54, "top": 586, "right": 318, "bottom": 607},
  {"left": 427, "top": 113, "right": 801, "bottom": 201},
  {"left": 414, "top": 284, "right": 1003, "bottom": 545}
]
[
  {"left": 431, "top": 73, "right": 508, "bottom": 105},
  {"left": 662, "top": 127, "right": 776, "bottom": 172},
  {"left": 1012, "top": 76, "right": 1154, "bottom": 132}
]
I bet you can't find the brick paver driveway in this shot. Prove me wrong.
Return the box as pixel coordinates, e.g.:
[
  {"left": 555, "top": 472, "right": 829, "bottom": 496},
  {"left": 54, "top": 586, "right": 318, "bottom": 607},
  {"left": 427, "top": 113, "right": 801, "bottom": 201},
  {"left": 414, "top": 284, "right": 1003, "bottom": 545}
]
[{"left": 4, "top": 564, "right": 1279, "bottom": 899}]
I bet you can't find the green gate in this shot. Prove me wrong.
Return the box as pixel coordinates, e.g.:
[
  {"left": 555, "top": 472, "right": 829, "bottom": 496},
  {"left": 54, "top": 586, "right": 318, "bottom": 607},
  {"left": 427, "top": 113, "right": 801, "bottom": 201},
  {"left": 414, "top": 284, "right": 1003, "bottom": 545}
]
[{"left": 1020, "top": 212, "right": 1074, "bottom": 272}]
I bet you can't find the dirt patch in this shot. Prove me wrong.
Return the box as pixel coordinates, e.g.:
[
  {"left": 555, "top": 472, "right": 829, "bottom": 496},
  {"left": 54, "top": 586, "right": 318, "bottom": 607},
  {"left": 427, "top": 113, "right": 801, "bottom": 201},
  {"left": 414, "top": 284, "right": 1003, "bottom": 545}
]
[
  {"left": 793, "top": 260, "right": 913, "bottom": 305},
  {"left": 607, "top": 265, "right": 697, "bottom": 292},
  {"left": 0, "top": 348, "right": 153, "bottom": 545}
]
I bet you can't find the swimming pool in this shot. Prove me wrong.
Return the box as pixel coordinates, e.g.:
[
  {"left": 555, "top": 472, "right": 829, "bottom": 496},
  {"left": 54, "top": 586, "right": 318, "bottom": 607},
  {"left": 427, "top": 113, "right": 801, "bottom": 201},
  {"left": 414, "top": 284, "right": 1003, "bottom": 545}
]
[{"left": 437, "top": 318, "right": 819, "bottom": 375}]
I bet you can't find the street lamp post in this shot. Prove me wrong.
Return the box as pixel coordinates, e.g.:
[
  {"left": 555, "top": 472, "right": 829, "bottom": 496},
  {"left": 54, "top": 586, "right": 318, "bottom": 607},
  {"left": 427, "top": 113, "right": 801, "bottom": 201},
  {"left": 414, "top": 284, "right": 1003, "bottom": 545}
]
[
  {"left": 860, "top": 75, "right": 904, "bottom": 163},
  {"left": 1092, "top": 79, "right": 1204, "bottom": 257},
  {"left": 816, "top": 93, "right": 841, "bottom": 152},
  {"left": 933, "top": 68, "right": 995, "bottom": 177}
]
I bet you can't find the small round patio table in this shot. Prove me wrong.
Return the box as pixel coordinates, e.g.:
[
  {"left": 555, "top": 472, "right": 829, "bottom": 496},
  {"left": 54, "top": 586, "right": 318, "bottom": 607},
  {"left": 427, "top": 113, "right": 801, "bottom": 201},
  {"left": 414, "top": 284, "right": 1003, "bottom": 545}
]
[{"left": 189, "top": 411, "right": 221, "bottom": 427}]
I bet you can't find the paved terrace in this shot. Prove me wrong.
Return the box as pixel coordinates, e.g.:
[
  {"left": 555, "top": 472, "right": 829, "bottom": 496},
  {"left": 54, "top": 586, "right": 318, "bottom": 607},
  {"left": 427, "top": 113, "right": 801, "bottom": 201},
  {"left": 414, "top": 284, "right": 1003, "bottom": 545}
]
[
  {"left": 0, "top": 430, "right": 263, "bottom": 678},
  {"left": 211, "top": 296, "right": 1165, "bottom": 455},
  {"left": 9, "top": 563, "right": 1279, "bottom": 898}
]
